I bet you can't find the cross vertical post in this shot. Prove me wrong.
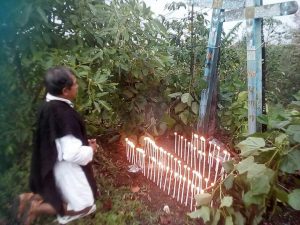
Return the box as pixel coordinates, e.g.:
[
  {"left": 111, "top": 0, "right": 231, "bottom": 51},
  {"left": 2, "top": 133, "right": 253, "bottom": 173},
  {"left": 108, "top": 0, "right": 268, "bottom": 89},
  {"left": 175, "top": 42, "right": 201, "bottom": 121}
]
[
  {"left": 246, "top": 0, "right": 263, "bottom": 134},
  {"left": 198, "top": 0, "right": 224, "bottom": 136}
]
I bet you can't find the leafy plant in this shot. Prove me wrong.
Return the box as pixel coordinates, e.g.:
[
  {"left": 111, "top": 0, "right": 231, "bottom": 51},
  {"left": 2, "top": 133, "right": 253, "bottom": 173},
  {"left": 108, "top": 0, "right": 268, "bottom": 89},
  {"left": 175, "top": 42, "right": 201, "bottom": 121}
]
[{"left": 189, "top": 96, "right": 300, "bottom": 224}]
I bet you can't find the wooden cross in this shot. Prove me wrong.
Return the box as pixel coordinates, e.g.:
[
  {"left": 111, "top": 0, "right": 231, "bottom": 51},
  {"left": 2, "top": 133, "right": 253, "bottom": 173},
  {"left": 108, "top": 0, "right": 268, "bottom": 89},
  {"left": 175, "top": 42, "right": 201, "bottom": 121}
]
[{"left": 194, "top": 0, "right": 298, "bottom": 135}]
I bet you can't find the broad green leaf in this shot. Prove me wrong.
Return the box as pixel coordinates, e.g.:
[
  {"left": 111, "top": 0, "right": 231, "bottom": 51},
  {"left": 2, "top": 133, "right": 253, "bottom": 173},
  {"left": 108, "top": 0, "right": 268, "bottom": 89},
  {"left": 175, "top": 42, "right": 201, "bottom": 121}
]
[
  {"left": 288, "top": 189, "right": 300, "bottom": 210},
  {"left": 258, "top": 147, "right": 276, "bottom": 152},
  {"left": 290, "top": 101, "right": 300, "bottom": 107},
  {"left": 191, "top": 101, "right": 199, "bottom": 115},
  {"left": 236, "top": 156, "right": 254, "bottom": 174},
  {"left": 294, "top": 133, "right": 300, "bottom": 143},
  {"left": 161, "top": 113, "right": 176, "bottom": 128},
  {"left": 92, "top": 50, "right": 103, "bottom": 61},
  {"left": 220, "top": 196, "right": 233, "bottom": 208},
  {"left": 287, "top": 125, "right": 300, "bottom": 143},
  {"left": 88, "top": 3, "right": 97, "bottom": 15},
  {"left": 168, "top": 92, "right": 182, "bottom": 98},
  {"left": 224, "top": 174, "right": 234, "bottom": 190},
  {"left": 234, "top": 211, "right": 246, "bottom": 225},
  {"left": 250, "top": 175, "right": 270, "bottom": 195},
  {"left": 223, "top": 160, "right": 234, "bottom": 173},
  {"left": 293, "top": 91, "right": 300, "bottom": 100},
  {"left": 181, "top": 93, "right": 193, "bottom": 106},
  {"left": 257, "top": 114, "right": 268, "bottom": 125},
  {"left": 174, "top": 102, "right": 186, "bottom": 114},
  {"left": 225, "top": 216, "right": 234, "bottom": 225},
  {"left": 247, "top": 164, "right": 274, "bottom": 180},
  {"left": 269, "top": 120, "right": 290, "bottom": 129},
  {"left": 212, "top": 209, "right": 221, "bottom": 225},
  {"left": 280, "top": 149, "right": 300, "bottom": 173},
  {"left": 236, "top": 137, "right": 265, "bottom": 157},
  {"left": 179, "top": 110, "right": 189, "bottom": 125},
  {"left": 188, "top": 206, "right": 210, "bottom": 223},
  {"left": 274, "top": 186, "right": 288, "bottom": 203},
  {"left": 94, "top": 102, "right": 101, "bottom": 112},
  {"left": 99, "top": 100, "right": 111, "bottom": 111},
  {"left": 194, "top": 193, "right": 212, "bottom": 206},
  {"left": 275, "top": 133, "right": 288, "bottom": 145},
  {"left": 243, "top": 192, "right": 265, "bottom": 207}
]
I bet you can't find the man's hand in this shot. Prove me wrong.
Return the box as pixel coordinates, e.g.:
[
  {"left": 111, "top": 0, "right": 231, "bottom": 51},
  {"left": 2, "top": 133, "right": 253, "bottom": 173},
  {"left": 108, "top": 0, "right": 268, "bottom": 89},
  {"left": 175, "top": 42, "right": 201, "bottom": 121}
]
[{"left": 88, "top": 139, "right": 99, "bottom": 153}]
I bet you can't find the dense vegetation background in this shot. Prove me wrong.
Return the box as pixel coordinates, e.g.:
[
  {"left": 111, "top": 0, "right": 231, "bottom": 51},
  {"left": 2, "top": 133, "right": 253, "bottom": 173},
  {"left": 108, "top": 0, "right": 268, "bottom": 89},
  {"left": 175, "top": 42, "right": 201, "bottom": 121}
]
[{"left": 0, "top": 0, "right": 299, "bottom": 224}]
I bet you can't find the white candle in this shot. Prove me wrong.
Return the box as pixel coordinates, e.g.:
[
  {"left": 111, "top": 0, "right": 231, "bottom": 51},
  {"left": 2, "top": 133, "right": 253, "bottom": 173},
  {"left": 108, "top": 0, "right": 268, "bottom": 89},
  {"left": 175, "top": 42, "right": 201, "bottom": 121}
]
[
  {"left": 200, "top": 136, "right": 206, "bottom": 153},
  {"left": 211, "top": 142, "right": 217, "bottom": 168},
  {"left": 178, "top": 135, "right": 181, "bottom": 156},
  {"left": 195, "top": 135, "right": 199, "bottom": 157},
  {"left": 180, "top": 136, "right": 183, "bottom": 158},
  {"left": 202, "top": 152, "right": 206, "bottom": 178},
  {"left": 198, "top": 151, "right": 201, "bottom": 173},
  {"left": 174, "top": 132, "right": 177, "bottom": 154},
  {"left": 157, "top": 162, "right": 161, "bottom": 186},
  {"left": 187, "top": 142, "right": 190, "bottom": 164},
  {"left": 191, "top": 170, "right": 195, "bottom": 188},
  {"left": 125, "top": 138, "right": 129, "bottom": 159},
  {"left": 190, "top": 144, "right": 193, "bottom": 167},
  {"left": 193, "top": 147, "right": 197, "bottom": 169},
  {"left": 214, "top": 158, "right": 220, "bottom": 184},
  {"left": 205, "top": 178, "right": 209, "bottom": 188},
  {"left": 199, "top": 173, "right": 203, "bottom": 190},
  {"left": 187, "top": 167, "right": 190, "bottom": 185},
  {"left": 185, "top": 180, "right": 191, "bottom": 206},
  {"left": 153, "top": 158, "right": 157, "bottom": 182},
  {"left": 147, "top": 154, "right": 151, "bottom": 179},
  {"left": 177, "top": 175, "right": 182, "bottom": 201},
  {"left": 159, "top": 163, "right": 163, "bottom": 188},
  {"left": 168, "top": 170, "right": 173, "bottom": 195},
  {"left": 181, "top": 177, "right": 186, "bottom": 204},
  {"left": 208, "top": 153, "right": 212, "bottom": 180},
  {"left": 190, "top": 184, "right": 195, "bottom": 211},
  {"left": 227, "top": 151, "right": 231, "bottom": 161},
  {"left": 191, "top": 132, "right": 194, "bottom": 148},
  {"left": 164, "top": 166, "right": 170, "bottom": 191},
  {"left": 178, "top": 160, "right": 181, "bottom": 176},
  {"left": 173, "top": 172, "right": 178, "bottom": 198},
  {"left": 184, "top": 138, "right": 187, "bottom": 161}
]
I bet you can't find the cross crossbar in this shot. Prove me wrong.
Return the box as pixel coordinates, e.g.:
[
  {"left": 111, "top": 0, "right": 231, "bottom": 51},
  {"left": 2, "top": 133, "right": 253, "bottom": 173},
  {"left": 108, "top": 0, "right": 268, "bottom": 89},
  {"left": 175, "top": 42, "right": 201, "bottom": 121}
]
[
  {"left": 187, "top": 0, "right": 245, "bottom": 9},
  {"left": 224, "top": 1, "right": 298, "bottom": 22}
]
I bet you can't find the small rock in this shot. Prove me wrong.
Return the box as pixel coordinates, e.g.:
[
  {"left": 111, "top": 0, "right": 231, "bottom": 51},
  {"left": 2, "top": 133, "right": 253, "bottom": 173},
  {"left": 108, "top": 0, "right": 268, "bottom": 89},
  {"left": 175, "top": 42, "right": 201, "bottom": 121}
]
[{"left": 163, "top": 205, "right": 170, "bottom": 214}]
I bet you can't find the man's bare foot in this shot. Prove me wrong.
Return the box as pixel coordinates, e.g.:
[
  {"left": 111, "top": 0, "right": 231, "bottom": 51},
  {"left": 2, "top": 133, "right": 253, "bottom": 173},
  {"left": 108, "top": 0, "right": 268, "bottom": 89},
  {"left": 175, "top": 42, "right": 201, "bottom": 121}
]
[
  {"left": 23, "top": 199, "right": 42, "bottom": 225},
  {"left": 17, "top": 193, "right": 34, "bottom": 219}
]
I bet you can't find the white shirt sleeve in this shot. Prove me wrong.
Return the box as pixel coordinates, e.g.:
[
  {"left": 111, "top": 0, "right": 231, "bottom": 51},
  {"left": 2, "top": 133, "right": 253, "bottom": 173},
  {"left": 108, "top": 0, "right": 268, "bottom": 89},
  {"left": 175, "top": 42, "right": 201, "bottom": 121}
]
[{"left": 55, "top": 134, "right": 93, "bottom": 165}]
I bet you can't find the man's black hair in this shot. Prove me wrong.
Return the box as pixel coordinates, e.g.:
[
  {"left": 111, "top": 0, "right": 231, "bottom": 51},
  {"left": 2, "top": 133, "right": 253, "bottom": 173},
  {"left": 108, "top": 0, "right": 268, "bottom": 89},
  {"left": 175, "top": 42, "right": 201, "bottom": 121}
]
[{"left": 45, "top": 66, "right": 75, "bottom": 96}]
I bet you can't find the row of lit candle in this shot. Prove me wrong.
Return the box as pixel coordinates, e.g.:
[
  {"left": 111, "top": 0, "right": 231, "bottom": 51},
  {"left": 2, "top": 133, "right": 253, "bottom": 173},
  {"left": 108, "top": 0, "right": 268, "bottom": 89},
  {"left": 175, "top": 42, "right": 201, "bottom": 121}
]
[{"left": 125, "top": 134, "right": 231, "bottom": 211}]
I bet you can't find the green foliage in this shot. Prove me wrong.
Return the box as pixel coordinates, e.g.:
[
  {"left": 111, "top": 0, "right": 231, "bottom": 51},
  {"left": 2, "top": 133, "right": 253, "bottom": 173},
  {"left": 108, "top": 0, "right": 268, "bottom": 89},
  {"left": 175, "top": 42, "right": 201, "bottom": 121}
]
[
  {"left": 190, "top": 98, "right": 300, "bottom": 224},
  {"left": 0, "top": 155, "right": 31, "bottom": 219},
  {"left": 217, "top": 27, "right": 248, "bottom": 145}
]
